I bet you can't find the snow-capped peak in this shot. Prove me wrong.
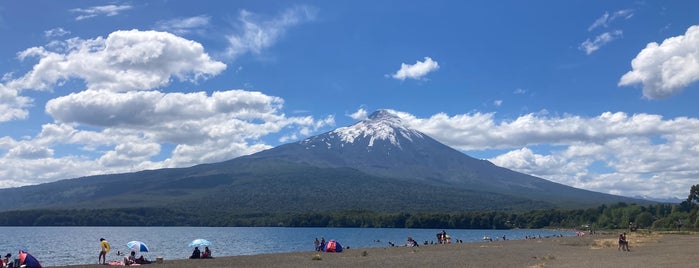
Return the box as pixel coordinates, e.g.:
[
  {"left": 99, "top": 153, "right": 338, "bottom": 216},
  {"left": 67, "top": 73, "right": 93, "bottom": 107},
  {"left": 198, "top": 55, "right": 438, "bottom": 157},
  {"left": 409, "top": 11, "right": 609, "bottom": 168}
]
[{"left": 331, "top": 109, "right": 423, "bottom": 147}]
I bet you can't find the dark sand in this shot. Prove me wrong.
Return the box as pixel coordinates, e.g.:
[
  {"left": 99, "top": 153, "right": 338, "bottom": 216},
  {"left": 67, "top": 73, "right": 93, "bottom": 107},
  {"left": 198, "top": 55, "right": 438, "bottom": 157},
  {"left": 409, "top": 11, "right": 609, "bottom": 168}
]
[{"left": 55, "top": 233, "right": 699, "bottom": 268}]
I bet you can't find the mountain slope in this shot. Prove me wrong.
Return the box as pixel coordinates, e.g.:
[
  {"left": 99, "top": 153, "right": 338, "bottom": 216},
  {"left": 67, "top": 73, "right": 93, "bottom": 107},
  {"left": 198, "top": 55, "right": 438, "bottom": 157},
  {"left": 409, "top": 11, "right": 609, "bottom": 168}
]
[
  {"left": 247, "top": 110, "right": 641, "bottom": 207},
  {"left": 0, "top": 109, "right": 648, "bottom": 214}
]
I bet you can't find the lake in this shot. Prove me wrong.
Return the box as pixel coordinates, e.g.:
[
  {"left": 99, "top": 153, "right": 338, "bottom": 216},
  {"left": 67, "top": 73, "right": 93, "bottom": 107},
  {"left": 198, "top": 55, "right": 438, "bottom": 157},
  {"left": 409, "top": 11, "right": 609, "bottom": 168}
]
[{"left": 0, "top": 227, "right": 575, "bottom": 267}]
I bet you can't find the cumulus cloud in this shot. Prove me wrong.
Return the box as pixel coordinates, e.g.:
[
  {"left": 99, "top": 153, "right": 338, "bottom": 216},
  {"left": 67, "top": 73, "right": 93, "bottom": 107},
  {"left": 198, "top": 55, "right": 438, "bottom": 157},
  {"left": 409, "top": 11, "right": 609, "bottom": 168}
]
[
  {"left": 46, "top": 89, "right": 283, "bottom": 129},
  {"left": 155, "top": 15, "right": 211, "bottom": 35},
  {"left": 70, "top": 4, "right": 133, "bottom": 21},
  {"left": 388, "top": 110, "right": 699, "bottom": 198},
  {"left": 619, "top": 25, "right": 699, "bottom": 99},
  {"left": 349, "top": 108, "right": 368, "bottom": 120},
  {"left": 6, "top": 30, "right": 226, "bottom": 93},
  {"left": 6, "top": 142, "right": 53, "bottom": 159},
  {"left": 225, "top": 6, "right": 317, "bottom": 59},
  {"left": 0, "top": 28, "right": 334, "bottom": 187},
  {"left": 579, "top": 30, "right": 623, "bottom": 55},
  {"left": 0, "top": 84, "right": 31, "bottom": 122},
  {"left": 390, "top": 57, "right": 440, "bottom": 81},
  {"left": 0, "top": 88, "right": 335, "bottom": 184}
]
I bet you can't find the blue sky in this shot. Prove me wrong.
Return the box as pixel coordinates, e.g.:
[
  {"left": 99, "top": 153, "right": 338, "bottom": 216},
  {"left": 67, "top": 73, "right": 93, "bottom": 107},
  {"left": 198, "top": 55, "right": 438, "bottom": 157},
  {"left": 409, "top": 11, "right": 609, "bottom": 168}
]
[{"left": 1, "top": 1, "right": 698, "bottom": 200}]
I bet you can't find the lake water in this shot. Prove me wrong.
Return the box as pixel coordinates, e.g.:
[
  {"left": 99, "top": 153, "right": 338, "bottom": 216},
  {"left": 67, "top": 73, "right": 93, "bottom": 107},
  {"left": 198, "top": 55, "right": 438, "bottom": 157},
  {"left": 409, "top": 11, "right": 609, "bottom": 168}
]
[{"left": 0, "top": 227, "right": 574, "bottom": 267}]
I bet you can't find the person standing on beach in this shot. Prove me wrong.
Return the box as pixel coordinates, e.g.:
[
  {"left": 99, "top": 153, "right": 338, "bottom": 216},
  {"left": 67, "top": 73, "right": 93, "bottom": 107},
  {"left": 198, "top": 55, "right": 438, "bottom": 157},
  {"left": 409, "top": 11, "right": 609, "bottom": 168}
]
[
  {"left": 99, "top": 238, "right": 110, "bottom": 264},
  {"left": 314, "top": 238, "right": 320, "bottom": 251}
]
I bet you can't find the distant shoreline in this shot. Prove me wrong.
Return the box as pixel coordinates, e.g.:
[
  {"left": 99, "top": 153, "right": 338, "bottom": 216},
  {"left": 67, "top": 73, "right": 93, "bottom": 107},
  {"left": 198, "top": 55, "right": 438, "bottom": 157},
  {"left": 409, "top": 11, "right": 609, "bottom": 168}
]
[{"left": 53, "top": 233, "right": 699, "bottom": 268}]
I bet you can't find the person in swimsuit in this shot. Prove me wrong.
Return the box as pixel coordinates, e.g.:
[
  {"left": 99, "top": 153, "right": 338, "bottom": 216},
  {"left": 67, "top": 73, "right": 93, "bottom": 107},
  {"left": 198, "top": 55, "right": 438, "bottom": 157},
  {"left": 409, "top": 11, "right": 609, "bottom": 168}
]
[{"left": 99, "top": 238, "right": 110, "bottom": 264}]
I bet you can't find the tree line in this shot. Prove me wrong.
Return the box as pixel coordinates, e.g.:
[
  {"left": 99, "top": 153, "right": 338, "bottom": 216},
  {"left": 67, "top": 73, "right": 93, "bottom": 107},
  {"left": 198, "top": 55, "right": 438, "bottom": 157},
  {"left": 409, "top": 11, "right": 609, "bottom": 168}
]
[{"left": 0, "top": 185, "right": 696, "bottom": 230}]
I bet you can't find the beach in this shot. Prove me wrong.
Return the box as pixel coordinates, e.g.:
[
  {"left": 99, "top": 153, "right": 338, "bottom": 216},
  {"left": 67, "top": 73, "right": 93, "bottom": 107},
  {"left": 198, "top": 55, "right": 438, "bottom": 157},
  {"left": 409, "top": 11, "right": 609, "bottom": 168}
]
[{"left": 55, "top": 232, "right": 698, "bottom": 268}]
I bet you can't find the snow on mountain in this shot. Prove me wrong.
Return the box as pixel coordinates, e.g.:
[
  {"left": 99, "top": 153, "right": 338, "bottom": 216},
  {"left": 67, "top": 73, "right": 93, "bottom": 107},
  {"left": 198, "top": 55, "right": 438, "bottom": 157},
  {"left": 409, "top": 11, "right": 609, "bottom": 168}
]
[
  {"left": 302, "top": 109, "right": 423, "bottom": 149},
  {"left": 634, "top": 195, "right": 682, "bottom": 203}
]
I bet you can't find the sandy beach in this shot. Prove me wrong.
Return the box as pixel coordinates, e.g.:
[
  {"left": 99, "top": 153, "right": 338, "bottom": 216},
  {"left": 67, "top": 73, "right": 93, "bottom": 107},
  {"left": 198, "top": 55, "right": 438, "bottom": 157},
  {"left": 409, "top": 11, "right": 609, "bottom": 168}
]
[{"left": 55, "top": 232, "right": 698, "bottom": 268}]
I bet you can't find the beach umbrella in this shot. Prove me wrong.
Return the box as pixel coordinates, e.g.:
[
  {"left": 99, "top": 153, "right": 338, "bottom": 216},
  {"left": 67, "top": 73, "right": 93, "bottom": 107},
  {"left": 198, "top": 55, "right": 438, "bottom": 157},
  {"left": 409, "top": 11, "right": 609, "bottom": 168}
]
[
  {"left": 18, "top": 250, "right": 42, "bottom": 268},
  {"left": 127, "top": 241, "right": 149, "bottom": 252},
  {"left": 188, "top": 239, "right": 211, "bottom": 247}
]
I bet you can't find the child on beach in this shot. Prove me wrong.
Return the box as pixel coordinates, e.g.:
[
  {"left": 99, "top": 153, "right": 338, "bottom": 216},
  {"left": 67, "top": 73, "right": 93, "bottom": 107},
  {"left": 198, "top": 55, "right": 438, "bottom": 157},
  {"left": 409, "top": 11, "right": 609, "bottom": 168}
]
[{"left": 99, "top": 238, "right": 110, "bottom": 265}]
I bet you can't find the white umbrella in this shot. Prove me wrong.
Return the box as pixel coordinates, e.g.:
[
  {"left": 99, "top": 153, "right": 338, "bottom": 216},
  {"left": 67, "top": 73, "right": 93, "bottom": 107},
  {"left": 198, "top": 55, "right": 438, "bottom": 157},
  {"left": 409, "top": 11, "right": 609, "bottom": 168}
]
[
  {"left": 126, "top": 241, "right": 149, "bottom": 252},
  {"left": 188, "top": 239, "right": 211, "bottom": 247}
]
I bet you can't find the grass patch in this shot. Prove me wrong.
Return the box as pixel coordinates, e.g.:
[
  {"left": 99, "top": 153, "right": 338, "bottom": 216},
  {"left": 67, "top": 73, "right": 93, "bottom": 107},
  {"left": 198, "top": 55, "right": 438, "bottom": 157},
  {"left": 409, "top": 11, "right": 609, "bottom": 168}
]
[{"left": 592, "top": 232, "right": 663, "bottom": 249}]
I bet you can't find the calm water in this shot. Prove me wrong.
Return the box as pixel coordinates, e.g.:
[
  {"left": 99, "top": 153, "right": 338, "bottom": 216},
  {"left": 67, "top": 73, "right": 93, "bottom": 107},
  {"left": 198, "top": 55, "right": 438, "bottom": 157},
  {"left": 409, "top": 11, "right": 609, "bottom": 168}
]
[{"left": 0, "top": 227, "right": 574, "bottom": 267}]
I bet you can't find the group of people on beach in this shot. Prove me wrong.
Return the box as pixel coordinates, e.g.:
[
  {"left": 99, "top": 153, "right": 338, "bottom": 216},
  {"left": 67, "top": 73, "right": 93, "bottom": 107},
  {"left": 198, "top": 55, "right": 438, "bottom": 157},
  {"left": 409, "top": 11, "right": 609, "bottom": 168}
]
[
  {"left": 436, "top": 230, "right": 450, "bottom": 244},
  {"left": 189, "top": 246, "right": 212, "bottom": 259},
  {"left": 313, "top": 237, "right": 325, "bottom": 252},
  {"left": 99, "top": 237, "right": 214, "bottom": 266},
  {"left": 122, "top": 251, "right": 151, "bottom": 266},
  {"left": 99, "top": 238, "right": 151, "bottom": 266}
]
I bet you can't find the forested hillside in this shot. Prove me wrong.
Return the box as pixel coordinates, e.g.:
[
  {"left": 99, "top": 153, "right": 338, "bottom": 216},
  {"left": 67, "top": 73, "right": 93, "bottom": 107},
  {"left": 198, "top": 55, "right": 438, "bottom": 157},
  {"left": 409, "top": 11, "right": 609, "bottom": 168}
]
[{"left": 0, "top": 184, "right": 696, "bottom": 230}]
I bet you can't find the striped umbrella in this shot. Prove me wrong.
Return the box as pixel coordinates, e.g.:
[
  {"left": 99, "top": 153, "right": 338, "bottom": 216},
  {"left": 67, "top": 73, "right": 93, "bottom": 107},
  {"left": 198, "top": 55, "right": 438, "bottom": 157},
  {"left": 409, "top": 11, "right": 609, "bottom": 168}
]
[{"left": 126, "top": 241, "right": 149, "bottom": 252}]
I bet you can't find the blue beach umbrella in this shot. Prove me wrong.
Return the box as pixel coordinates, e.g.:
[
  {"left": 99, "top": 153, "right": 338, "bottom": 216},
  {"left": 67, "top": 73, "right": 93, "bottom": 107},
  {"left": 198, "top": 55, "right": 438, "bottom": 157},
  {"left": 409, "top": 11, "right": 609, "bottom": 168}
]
[
  {"left": 126, "top": 241, "right": 149, "bottom": 252},
  {"left": 188, "top": 239, "right": 211, "bottom": 247}
]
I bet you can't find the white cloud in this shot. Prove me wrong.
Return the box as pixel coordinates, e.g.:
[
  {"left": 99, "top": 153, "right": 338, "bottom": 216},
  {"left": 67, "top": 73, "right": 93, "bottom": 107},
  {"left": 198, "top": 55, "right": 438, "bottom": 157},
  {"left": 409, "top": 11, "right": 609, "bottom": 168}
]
[
  {"left": 155, "top": 15, "right": 211, "bottom": 35},
  {"left": 70, "top": 4, "right": 133, "bottom": 21},
  {"left": 6, "top": 142, "right": 53, "bottom": 159},
  {"left": 46, "top": 89, "right": 283, "bottom": 129},
  {"left": 588, "top": 9, "right": 634, "bottom": 32},
  {"left": 619, "top": 25, "right": 699, "bottom": 99},
  {"left": 225, "top": 6, "right": 317, "bottom": 59},
  {"left": 6, "top": 30, "right": 226, "bottom": 93},
  {"left": 0, "top": 88, "right": 335, "bottom": 184},
  {"left": 513, "top": 88, "right": 527, "bottom": 94},
  {"left": 45, "top": 28, "right": 71, "bottom": 38},
  {"left": 588, "top": 12, "right": 610, "bottom": 32},
  {"left": 493, "top": 100, "right": 503, "bottom": 107},
  {"left": 579, "top": 30, "right": 623, "bottom": 55},
  {"left": 349, "top": 108, "right": 368, "bottom": 120},
  {"left": 0, "top": 28, "right": 334, "bottom": 187},
  {"left": 390, "top": 57, "right": 440, "bottom": 81},
  {"left": 490, "top": 148, "right": 569, "bottom": 176},
  {"left": 0, "top": 84, "right": 31, "bottom": 122},
  {"left": 389, "top": 110, "right": 699, "bottom": 198}
]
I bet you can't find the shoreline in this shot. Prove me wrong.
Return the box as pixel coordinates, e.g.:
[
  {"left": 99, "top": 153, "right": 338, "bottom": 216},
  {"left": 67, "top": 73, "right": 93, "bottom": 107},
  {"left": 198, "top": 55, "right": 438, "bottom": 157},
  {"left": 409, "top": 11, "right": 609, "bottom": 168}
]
[{"left": 52, "top": 232, "right": 699, "bottom": 268}]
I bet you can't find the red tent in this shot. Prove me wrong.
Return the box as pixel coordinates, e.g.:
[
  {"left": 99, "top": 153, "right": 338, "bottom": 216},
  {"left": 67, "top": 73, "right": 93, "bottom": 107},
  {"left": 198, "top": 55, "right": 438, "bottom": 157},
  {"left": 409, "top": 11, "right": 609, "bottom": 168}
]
[{"left": 324, "top": 240, "right": 342, "bottom": 252}]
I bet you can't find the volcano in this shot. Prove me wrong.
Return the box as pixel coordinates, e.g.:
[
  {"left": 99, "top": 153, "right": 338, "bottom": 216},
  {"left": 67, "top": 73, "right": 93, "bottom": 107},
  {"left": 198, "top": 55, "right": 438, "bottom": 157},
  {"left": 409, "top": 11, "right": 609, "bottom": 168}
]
[{"left": 0, "top": 110, "right": 646, "bottom": 214}]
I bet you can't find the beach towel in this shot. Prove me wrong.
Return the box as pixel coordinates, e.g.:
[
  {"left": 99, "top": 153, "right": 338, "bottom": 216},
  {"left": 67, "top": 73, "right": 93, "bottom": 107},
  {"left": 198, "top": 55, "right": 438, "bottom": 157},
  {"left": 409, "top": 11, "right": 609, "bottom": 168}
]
[{"left": 108, "top": 261, "right": 140, "bottom": 266}]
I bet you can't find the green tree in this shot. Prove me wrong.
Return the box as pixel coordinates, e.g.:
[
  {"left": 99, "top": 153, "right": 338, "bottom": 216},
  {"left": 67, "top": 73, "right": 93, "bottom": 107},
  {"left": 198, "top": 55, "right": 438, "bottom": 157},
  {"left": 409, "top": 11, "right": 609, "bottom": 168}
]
[
  {"left": 687, "top": 184, "right": 699, "bottom": 206},
  {"left": 634, "top": 212, "right": 653, "bottom": 228}
]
